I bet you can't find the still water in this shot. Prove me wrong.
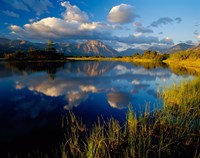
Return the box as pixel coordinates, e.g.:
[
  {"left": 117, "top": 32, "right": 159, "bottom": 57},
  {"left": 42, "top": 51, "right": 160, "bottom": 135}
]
[{"left": 0, "top": 61, "right": 193, "bottom": 157}]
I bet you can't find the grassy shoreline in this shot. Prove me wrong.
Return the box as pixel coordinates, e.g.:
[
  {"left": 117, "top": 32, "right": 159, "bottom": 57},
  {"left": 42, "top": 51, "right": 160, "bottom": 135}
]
[
  {"left": 68, "top": 57, "right": 200, "bottom": 76},
  {"left": 67, "top": 57, "right": 200, "bottom": 69},
  {"left": 1, "top": 56, "right": 200, "bottom": 66},
  {"left": 67, "top": 57, "right": 160, "bottom": 62},
  {"left": 163, "top": 59, "right": 200, "bottom": 68},
  {"left": 163, "top": 59, "right": 200, "bottom": 76},
  {"left": 2, "top": 56, "right": 200, "bottom": 77},
  {"left": 0, "top": 57, "right": 156, "bottom": 63},
  {"left": 4, "top": 58, "right": 199, "bottom": 157},
  {"left": 1, "top": 56, "right": 200, "bottom": 76},
  {"left": 60, "top": 78, "right": 200, "bottom": 158}
]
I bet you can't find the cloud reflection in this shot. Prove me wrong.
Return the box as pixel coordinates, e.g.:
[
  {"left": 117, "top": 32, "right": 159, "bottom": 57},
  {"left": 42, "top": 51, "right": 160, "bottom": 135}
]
[
  {"left": 15, "top": 74, "right": 101, "bottom": 109},
  {"left": 107, "top": 92, "right": 131, "bottom": 109},
  {"left": 64, "top": 92, "right": 88, "bottom": 110},
  {"left": 1, "top": 61, "right": 189, "bottom": 142},
  {"left": 12, "top": 61, "right": 173, "bottom": 110}
]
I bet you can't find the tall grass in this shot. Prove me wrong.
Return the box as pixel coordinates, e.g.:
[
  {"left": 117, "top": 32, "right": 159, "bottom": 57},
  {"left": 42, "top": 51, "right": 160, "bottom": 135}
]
[
  {"left": 18, "top": 78, "right": 199, "bottom": 158},
  {"left": 60, "top": 78, "right": 200, "bottom": 158}
]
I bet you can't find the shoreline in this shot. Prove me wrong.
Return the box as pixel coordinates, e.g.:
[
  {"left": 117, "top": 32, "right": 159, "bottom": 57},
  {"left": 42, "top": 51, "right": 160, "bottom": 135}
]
[
  {"left": 1, "top": 57, "right": 200, "bottom": 75},
  {"left": 67, "top": 57, "right": 161, "bottom": 63},
  {"left": 163, "top": 59, "right": 200, "bottom": 68},
  {"left": 68, "top": 57, "right": 200, "bottom": 73}
]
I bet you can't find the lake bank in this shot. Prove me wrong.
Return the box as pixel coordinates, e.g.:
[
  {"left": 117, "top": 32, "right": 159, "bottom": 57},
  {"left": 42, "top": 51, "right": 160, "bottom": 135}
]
[
  {"left": 1, "top": 56, "right": 200, "bottom": 76},
  {"left": 163, "top": 59, "right": 200, "bottom": 76},
  {"left": 61, "top": 77, "right": 200, "bottom": 158},
  {"left": 67, "top": 57, "right": 200, "bottom": 76},
  {"left": 67, "top": 57, "right": 159, "bottom": 62},
  {"left": 0, "top": 60, "right": 199, "bottom": 157}
]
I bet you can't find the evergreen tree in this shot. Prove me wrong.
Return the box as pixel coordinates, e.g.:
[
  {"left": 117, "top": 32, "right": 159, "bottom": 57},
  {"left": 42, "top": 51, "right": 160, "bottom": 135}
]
[{"left": 46, "top": 40, "right": 56, "bottom": 53}]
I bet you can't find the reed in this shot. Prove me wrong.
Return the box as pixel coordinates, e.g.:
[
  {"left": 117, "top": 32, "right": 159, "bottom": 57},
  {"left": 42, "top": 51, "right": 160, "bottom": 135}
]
[
  {"left": 60, "top": 78, "right": 200, "bottom": 158},
  {"left": 21, "top": 78, "right": 200, "bottom": 158}
]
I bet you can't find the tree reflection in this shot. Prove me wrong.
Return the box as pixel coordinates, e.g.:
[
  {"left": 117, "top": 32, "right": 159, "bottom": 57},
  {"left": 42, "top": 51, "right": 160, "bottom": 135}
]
[
  {"left": 1, "top": 61, "right": 116, "bottom": 78},
  {"left": 168, "top": 64, "right": 200, "bottom": 76},
  {"left": 2, "top": 62, "right": 65, "bottom": 79},
  {"left": 132, "top": 61, "right": 168, "bottom": 70}
]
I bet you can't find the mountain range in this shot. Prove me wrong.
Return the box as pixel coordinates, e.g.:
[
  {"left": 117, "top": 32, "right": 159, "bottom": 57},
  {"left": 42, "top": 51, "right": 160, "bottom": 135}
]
[
  {"left": 120, "top": 48, "right": 144, "bottom": 56},
  {"left": 165, "top": 43, "right": 194, "bottom": 54},
  {"left": 188, "top": 43, "right": 200, "bottom": 51},
  {"left": 0, "top": 37, "right": 198, "bottom": 56},
  {"left": 0, "top": 38, "right": 117, "bottom": 57},
  {"left": 57, "top": 40, "right": 117, "bottom": 57}
]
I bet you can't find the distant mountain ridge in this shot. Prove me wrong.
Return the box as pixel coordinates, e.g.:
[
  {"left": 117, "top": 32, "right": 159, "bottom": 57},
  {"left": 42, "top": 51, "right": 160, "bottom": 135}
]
[
  {"left": 0, "top": 38, "right": 45, "bottom": 53},
  {"left": 119, "top": 43, "right": 195, "bottom": 55},
  {"left": 189, "top": 43, "right": 200, "bottom": 51},
  {"left": 0, "top": 38, "right": 117, "bottom": 57},
  {"left": 148, "top": 46, "right": 168, "bottom": 53},
  {"left": 0, "top": 38, "right": 11, "bottom": 45},
  {"left": 60, "top": 40, "right": 117, "bottom": 57},
  {"left": 120, "top": 48, "right": 144, "bottom": 56},
  {"left": 0, "top": 37, "right": 199, "bottom": 57},
  {"left": 165, "top": 43, "right": 194, "bottom": 54}
]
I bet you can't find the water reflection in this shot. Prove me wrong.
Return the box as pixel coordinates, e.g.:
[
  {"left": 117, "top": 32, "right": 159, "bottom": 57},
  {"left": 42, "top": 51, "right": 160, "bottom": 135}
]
[
  {"left": 0, "top": 61, "right": 193, "bottom": 113},
  {"left": 168, "top": 64, "right": 200, "bottom": 76},
  {"left": 106, "top": 92, "right": 131, "bottom": 109},
  {"left": 0, "top": 60, "right": 195, "bottom": 156},
  {"left": 132, "top": 61, "right": 168, "bottom": 69}
]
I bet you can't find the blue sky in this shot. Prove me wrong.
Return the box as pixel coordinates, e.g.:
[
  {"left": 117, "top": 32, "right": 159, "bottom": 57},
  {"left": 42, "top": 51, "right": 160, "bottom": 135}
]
[{"left": 0, "top": 0, "right": 200, "bottom": 50}]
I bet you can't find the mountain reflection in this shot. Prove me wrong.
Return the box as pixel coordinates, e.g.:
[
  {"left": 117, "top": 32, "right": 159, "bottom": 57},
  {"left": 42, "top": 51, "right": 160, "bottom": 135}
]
[
  {"left": 0, "top": 61, "right": 116, "bottom": 77},
  {"left": 0, "top": 61, "right": 65, "bottom": 80},
  {"left": 0, "top": 60, "right": 194, "bottom": 142},
  {"left": 63, "top": 61, "right": 116, "bottom": 76},
  {"left": 0, "top": 61, "right": 199, "bottom": 78},
  {"left": 0, "top": 60, "right": 195, "bottom": 112},
  {"left": 5, "top": 61, "right": 176, "bottom": 111}
]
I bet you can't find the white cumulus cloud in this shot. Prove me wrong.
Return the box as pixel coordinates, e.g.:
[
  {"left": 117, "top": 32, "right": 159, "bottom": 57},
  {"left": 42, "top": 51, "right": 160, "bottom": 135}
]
[
  {"left": 8, "top": 1, "right": 174, "bottom": 48},
  {"left": 61, "top": 1, "right": 89, "bottom": 23},
  {"left": 108, "top": 4, "right": 136, "bottom": 24},
  {"left": 9, "top": 1, "right": 112, "bottom": 41}
]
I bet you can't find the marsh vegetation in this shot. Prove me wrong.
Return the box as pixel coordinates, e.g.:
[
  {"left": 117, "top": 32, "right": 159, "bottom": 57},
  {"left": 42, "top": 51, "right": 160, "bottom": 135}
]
[
  {"left": 59, "top": 78, "right": 200, "bottom": 158},
  {"left": 1, "top": 60, "right": 199, "bottom": 158}
]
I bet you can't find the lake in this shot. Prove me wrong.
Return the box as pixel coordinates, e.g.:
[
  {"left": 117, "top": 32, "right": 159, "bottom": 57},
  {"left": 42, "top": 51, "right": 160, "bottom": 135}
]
[{"left": 0, "top": 61, "right": 194, "bottom": 157}]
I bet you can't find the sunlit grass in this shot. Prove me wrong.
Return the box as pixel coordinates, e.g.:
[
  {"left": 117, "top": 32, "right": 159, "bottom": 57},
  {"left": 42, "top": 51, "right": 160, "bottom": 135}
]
[
  {"left": 162, "top": 78, "right": 200, "bottom": 108},
  {"left": 13, "top": 78, "right": 200, "bottom": 158},
  {"left": 60, "top": 78, "right": 200, "bottom": 158},
  {"left": 162, "top": 43, "right": 200, "bottom": 75},
  {"left": 164, "top": 59, "right": 200, "bottom": 67},
  {"left": 67, "top": 56, "right": 162, "bottom": 63}
]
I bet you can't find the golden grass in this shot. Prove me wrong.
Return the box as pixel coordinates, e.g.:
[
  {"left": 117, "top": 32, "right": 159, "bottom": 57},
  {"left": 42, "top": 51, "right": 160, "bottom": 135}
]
[
  {"left": 14, "top": 78, "right": 200, "bottom": 158},
  {"left": 164, "top": 59, "right": 200, "bottom": 68},
  {"left": 67, "top": 56, "right": 157, "bottom": 63},
  {"left": 60, "top": 78, "right": 200, "bottom": 157},
  {"left": 163, "top": 59, "right": 200, "bottom": 76}
]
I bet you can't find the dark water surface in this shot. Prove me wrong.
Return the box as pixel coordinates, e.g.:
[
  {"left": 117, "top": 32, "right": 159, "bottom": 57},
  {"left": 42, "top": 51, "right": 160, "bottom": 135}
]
[{"left": 0, "top": 61, "right": 193, "bottom": 157}]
